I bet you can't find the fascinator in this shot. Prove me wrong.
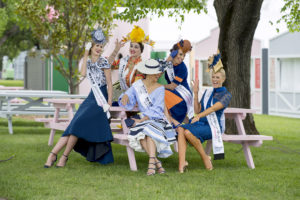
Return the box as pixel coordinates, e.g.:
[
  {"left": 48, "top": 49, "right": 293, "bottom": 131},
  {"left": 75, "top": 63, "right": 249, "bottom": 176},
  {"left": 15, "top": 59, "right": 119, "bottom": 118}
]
[
  {"left": 177, "top": 39, "right": 192, "bottom": 54},
  {"left": 207, "top": 50, "right": 223, "bottom": 73},
  {"left": 122, "top": 25, "right": 155, "bottom": 47},
  {"left": 91, "top": 28, "right": 106, "bottom": 44}
]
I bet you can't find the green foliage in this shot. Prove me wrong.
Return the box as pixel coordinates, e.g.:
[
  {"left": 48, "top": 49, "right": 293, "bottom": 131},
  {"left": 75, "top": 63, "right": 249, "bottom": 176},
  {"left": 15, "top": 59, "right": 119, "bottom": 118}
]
[
  {"left": 0, "top": 0, "right": 37, "bottom": 71},
  {"left": 0, "top": 115, "right": 300, "bottom": 199},
  {"left": 275, "top": 0, "right": 300, "bottom": 32},
  {"left": 0, "top": 8, "right": 8, "bottom": 37},
  {"left": 0, "top": 79, "right": 24, "bottom": 86},
  {"left": 116, "top": 0, "right": 207, "bottom": 23}
]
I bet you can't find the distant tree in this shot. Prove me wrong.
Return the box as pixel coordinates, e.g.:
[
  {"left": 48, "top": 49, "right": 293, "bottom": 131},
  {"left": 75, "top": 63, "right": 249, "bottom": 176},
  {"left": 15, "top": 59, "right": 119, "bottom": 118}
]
[
  {"left": 275, "top": 0, "right": 300, "bottom": 32},
  {"left": 16, "top": 0, "right": 206, "bottom": 94},
  {"left": 0, "top": 0, "right": 37, "bottom": 71}
]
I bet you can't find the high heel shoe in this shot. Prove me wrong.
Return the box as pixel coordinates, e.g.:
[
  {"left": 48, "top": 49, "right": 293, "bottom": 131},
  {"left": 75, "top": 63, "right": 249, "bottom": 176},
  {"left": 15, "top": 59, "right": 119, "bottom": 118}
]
[
  {"left": 56, "top": 154, "right": 69, "bottom": 168},
  {"left": 179, "top": 161, "right": 189, "bottom": 173},
  {"left": 44, "top": 152, "right": 57, "bottom": 168},
  {"left": 206, "top": 156, "right": 213, "bottom": 171},
  {"left": 147, "top": 157, "right": 156, "bottom": 176},
  {"left": 155, "top": 158, "right": 166, "bottom": 174}
]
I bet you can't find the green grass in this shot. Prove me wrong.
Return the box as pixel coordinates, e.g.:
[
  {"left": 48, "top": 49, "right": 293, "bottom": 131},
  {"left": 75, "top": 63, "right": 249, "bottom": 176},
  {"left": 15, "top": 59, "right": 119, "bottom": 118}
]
[
  {"left": 0, "top": 115, "right": 300, "bottom": 200},
  {"left": 0, "top": 80, "right": 24, "bottom": 87}
]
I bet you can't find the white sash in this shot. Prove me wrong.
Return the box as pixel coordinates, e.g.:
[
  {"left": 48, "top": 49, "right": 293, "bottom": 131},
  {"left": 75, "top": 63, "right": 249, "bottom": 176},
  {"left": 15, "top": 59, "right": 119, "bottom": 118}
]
[
  {"left": 87, "top": 66, "right": 110, "bottom": 119},
  {"left": 133, "top": 80, "right": 153, "bottom": 111},
  {"left": 166, "top": 64, "right": 194, "bottom": 120},
  {"left": 203, "top": 88, "right": 224, "bottom": 159},
  {"left": 132, "top": 80, "right": 170, "bottom": 123},
  {"left": 119, "top": 56, "right": 130, "bottom": 91}
]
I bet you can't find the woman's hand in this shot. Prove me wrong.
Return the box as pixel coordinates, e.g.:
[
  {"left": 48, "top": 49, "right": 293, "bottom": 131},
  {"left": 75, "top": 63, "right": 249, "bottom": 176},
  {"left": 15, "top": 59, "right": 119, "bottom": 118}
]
[
  {"left": 85, "top": 42, "right": 92, "bottom": 54},
  {"left": 115, "top": 39, "right": 125, "bottom": 51},
  {"left": 132, "top": 118, "right": 141, "bottom": 127},
  {"left": 120, "top": 94, "right": 129, "bottom": 106},
  {"left": 191, "top": 115, "right": 200, "bottom": 124},
  {"left": 192, "top": 78, "right": 199, "bottom": 94}
]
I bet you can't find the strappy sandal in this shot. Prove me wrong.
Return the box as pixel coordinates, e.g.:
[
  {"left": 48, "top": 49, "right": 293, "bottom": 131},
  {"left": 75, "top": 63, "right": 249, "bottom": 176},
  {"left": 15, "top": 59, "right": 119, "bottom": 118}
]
[
  {"left": 56, "top": 154, "right": 69, "bottom": 168},
  {"left": 155, "top": 158, "right": 166, "bottom": 174},
  {"left": 147, "top": 157, "right": 156, "bottom": 176},
  {"left": 44, "top": 152, "right": 57, "bottom": 168},
  {"left": 206, "top": 156, "right": 213, "bottom": 171},
  {"left": 179, "top": 161, "right": 189, "bottom": 173}
]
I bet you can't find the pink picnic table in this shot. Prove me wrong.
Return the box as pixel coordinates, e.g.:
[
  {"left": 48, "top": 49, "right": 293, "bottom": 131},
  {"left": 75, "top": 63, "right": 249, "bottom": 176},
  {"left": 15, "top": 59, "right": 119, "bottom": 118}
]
[{"left": 36, "top": 100, "right": 273, "bottom": 170}]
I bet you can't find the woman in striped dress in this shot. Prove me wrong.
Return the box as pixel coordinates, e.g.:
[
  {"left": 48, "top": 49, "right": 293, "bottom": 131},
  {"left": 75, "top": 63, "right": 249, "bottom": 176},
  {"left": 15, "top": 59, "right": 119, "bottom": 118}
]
[{"left": 119, "top": 59, "right": 177, "bottom": 175}]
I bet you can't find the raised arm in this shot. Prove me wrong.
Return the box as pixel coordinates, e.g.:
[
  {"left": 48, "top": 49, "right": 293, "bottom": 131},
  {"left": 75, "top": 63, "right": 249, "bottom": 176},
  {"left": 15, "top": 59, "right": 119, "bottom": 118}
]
[
  {"left": 81, "top": 42, "right": 91, "bottom": 77},
  {"left": 107, "top": 39, "right": 125, "bottom": 65},
  {"left": 192, "top": 79, "right": 201, "bottom": 114}
]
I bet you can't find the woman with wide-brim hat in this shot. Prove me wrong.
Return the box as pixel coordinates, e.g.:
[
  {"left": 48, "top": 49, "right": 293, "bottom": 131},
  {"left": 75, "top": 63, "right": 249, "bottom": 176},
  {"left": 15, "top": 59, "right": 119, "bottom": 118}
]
[
  {"left": 119, "top": 59, "right": 176, "bottom": 175},
  {"left": 44, "top": 28, "right": 114, "bottom": 168}
]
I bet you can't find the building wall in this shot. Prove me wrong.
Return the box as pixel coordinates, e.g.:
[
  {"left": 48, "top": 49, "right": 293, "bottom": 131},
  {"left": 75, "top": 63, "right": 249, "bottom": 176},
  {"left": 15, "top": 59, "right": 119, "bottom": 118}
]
[{"left": 270, "top": 32, "right": 300, "bottom": 57}]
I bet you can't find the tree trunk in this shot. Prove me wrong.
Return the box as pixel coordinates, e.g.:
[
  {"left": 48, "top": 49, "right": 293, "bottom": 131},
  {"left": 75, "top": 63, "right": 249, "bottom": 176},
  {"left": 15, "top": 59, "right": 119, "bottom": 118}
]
[{"left": 214, "top": 0, "right": 263, "bottom": 135}]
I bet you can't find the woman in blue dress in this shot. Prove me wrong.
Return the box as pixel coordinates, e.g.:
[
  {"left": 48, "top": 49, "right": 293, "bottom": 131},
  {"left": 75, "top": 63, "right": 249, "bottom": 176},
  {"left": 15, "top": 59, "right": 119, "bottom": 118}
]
[
  {"left": 119, "top": 59, "right": 177, "bottom": 175},
  {"left": 44, "top": 28, "right": 114, "bottom": 168},
  {"left": 164, "top": 40, "right": 194, "bottom": 125},
  {"left": 177, "top": 54, "right": 232, "bottom": 173}
]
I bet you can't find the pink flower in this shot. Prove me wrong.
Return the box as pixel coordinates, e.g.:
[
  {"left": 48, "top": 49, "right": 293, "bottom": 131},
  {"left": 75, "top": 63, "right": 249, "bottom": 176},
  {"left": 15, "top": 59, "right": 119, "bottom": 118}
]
[{"left": 46, "top": 5, "right": 60, "bottom": 22}]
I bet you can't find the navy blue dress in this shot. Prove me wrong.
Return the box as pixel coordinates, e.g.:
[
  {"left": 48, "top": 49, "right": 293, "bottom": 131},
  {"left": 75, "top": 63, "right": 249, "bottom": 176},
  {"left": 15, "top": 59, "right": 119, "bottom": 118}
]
[
  {"left": 62, "top": 57, "right": 114, "bottom": 164},
  {"left": 164, "top": 61, "right": 192, "bottom": 123},
  {"left": 181, "top": 87, "right": 231, "bottom": 143}
]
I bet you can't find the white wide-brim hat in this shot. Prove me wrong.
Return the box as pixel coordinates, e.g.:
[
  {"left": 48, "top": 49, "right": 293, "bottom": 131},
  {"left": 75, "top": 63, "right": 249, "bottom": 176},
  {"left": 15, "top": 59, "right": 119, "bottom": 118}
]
[{"left": 136, "top": 59, "right": 165, "bottom": 75}]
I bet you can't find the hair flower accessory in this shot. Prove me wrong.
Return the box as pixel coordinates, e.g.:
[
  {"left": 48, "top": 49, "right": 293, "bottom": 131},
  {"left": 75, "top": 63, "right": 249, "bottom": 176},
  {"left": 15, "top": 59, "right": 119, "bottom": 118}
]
[
  {"left": 207, "top": 50, "right": 224, "bottom": 73},
  {"left": 91, "top": 28, "right": 106, "bottom": 44},
  {"left": 122, "top": 25, "right": 155, "bottom": 47}
]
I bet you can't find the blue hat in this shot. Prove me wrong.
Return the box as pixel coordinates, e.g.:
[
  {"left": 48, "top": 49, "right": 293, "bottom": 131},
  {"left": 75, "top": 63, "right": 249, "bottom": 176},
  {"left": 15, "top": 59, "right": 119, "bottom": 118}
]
[{"left": 91, "top": 28, "right": 106, "bottom": 44}]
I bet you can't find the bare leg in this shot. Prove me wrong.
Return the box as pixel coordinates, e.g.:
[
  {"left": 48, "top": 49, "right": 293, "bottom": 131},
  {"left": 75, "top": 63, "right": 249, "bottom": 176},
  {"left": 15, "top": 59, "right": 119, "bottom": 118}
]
[
  {"left": 56, "top": 135, "right": 78, "bottom": 167},
  {"left": 178, "top": 127, "right": 188, "bottom": 173},
  {"left": 146, "top": 136, "right": 157, "bottom": 175},
  {"left": 140, "top": 138, "right": 149, "bottom": 155},
  {"left": 44, "top": 136, "right": 69, "bottom": 167},
  {"left": 184, "top": 130, "right": 213, "bottom": 170}
]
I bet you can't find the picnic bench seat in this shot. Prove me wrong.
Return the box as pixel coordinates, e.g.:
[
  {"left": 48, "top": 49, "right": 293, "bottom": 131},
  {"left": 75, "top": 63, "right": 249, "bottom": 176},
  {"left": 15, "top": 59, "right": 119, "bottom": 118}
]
[
  {"left": 0, "top": 90, "right": 86, "bottom": 134},
  {"left": 36, "top": 102, "right": 273, "bottom": 170}
]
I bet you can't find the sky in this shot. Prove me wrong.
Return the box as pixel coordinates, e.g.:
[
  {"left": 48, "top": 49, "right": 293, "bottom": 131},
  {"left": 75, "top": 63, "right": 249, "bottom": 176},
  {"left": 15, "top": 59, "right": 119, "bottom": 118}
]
[{"left": 148, "top": 0, "right": 288, "bottom": 48}]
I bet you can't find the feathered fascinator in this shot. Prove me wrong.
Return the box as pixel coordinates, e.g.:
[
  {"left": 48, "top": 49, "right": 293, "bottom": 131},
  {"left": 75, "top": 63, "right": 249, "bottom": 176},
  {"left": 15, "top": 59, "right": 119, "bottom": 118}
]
[
  {"left": 207, "top": 50, "right": 223, "bottom": 73},
  {"left": 91, "top": 28, "right": 106, "bottom": 44},
  {"left": 122, "top": 25, "right": 155, "bottom": 47}
]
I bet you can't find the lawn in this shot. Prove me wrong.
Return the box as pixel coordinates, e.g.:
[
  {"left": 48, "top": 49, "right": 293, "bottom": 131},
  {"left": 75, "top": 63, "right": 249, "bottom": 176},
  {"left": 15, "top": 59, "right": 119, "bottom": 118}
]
[
  {"left": 0, "top": 80, "right": 24, "bottom": 87},
  {"left": 0, "top": 115, "right": 299, "bottom": 200}
]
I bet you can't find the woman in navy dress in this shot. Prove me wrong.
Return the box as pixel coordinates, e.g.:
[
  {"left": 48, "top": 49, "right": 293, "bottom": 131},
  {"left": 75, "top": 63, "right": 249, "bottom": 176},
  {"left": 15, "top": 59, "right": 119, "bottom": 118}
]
[
  {"left": 176, "top": 54, "right": 232, "bottom": 173},
  {"left": 164, "top": 40, "right": 194, "bottom": 125},
  {"left": 44, "top": 28, "right": 114, "bottom": 168}
]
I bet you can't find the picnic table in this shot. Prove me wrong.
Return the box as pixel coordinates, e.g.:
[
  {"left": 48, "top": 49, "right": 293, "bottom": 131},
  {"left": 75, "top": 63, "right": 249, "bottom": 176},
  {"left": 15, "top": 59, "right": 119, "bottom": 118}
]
[
  {"left": 0, "top": 90, "right": 86, "bottom": 134},
  {"left": 36, "top": 99, "right": 272, "bottom": 170}
]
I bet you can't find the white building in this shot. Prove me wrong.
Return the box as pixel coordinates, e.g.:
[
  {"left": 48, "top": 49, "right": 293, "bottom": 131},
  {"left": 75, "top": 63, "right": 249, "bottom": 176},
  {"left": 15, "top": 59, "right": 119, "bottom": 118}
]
[{"left": 269, "top": 31, "right": 300, "bottom": 118}]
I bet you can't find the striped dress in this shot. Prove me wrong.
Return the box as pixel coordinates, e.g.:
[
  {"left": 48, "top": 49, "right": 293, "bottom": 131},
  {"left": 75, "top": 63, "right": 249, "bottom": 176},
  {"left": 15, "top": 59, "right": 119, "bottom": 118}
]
[{"left": 119, "top": 80, "right": 177, "bottom": 158}]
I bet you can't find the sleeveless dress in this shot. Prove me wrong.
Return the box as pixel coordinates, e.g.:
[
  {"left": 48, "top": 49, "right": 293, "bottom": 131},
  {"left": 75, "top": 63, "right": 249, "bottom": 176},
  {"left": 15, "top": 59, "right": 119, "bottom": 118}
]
[{"left": 62, "top": 57, "right": 114, "bottom": 164}]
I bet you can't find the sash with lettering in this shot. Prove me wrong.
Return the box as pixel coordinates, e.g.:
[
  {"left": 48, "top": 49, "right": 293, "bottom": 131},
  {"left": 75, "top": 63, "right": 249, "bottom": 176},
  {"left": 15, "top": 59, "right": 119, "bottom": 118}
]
[
  {"left": 119, "top": 56, "right": 139, "bottom": 91},
  {"left": 165, "top": 62, "right": 194, "bottom": 120},
  {"left": 87, "top": 63, "right": 110, "bottom": 119},
  {"left": 203, "top": 87, "right": 225, "bottom": 160},
  {"left": 132, "top": 80, "right": 175, "bottom": 142}
]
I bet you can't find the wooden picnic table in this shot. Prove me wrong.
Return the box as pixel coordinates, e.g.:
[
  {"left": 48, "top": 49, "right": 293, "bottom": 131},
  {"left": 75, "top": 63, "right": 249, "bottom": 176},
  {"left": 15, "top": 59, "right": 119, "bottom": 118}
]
[{"left": 0, "top": 90, "right": 86, "bottom": 134}]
